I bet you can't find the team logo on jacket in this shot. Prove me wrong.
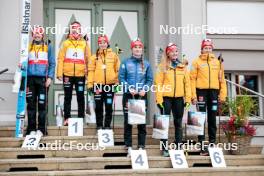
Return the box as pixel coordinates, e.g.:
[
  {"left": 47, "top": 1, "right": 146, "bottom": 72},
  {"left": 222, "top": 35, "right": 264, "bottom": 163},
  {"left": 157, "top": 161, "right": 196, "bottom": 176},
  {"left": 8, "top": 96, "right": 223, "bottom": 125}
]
[
  {"left": 198, "top": 96, "right": 204, "bottom": 102},
  {"left": 64, "top": 77, "right": 69, "bottom": 83},
  {"left": 200, "top": 64, "right": 207, "bottom": 68},
  {"left": 95, "top": 89, "right": 101, "bottom": 94}
]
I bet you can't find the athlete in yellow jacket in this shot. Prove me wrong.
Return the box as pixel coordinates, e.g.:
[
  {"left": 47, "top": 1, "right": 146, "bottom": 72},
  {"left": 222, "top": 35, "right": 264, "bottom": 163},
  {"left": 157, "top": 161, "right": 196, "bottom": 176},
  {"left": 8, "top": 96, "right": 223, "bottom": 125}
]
[
  {"left": 87, "top": 35, "right": 120, "bottom": 129},
  {"left": 56, "top": 21, "right": 91, "bottom": 126},
  {"left": 190, "top": 53, "right": 226, "bottom": 102},
  {"left": 190, "top": 39, "right": 227, "bottom": 156},
  {"left": 87, "top": 49, "right": 119, "bottom": 89},
  {"left": 155, "top": 62, "right": 191, "bottom": 105},
  {"left": 57, "top": 35, "right": 91, "bottom": 77},
  {"left": 155, "top": 43, "right": 191, "bottom": 157}
]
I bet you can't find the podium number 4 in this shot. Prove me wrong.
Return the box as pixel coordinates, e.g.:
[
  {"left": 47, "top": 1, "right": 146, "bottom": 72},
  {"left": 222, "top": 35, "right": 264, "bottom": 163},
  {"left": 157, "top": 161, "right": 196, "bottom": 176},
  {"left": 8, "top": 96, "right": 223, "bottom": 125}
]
[{"left": 131, "top": 150, "right": 149, "bottom": 169}]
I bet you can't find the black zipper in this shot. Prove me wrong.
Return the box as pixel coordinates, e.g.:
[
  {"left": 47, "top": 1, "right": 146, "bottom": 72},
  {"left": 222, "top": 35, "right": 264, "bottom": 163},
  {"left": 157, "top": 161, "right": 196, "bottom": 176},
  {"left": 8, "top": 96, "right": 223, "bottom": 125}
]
[
  {"left": 174, "top": 68, "right": 176, "bottom": 97},
  {"left": 103, "top": 52, "right": 106, "bottom": 85},
  {"left": 74, "top": 63, "right": 75, "bottom": 77},
  {"left": 135, "top": 61, "right": 138, "bottom": 89},
  {"left": 70, "top": 39, "right": 78, "bottom": 77},
  {"left": 207, "top": 56, "right": 211, "bottom": 89}
]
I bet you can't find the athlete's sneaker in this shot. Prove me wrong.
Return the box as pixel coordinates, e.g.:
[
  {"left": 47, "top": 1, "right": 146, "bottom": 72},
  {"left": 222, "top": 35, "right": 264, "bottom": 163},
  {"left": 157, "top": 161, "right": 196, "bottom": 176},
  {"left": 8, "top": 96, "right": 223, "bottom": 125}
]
[
  {"left": 127, "top": 147, "right": 132, "bottom": 157},
  {"left": 200, "top": 147, "right": 209, "bottom": 156},
  {"left": 64, "top": 119, "right": 69, "bottom": 126},
  {"left": 162, "top": 150, "right": 170, "bottom": 157},
  {"left": 138, "top": 145, "right": 145, "bottom": 150},
  {"left": 96, "top": 126, "right": 103, "bottom": 130},
  {"left": 29, "top": 131, "right": 36, "bottom": 136},
  {"left": 36, "top": 130, "right": 43, "bottom": 137}
]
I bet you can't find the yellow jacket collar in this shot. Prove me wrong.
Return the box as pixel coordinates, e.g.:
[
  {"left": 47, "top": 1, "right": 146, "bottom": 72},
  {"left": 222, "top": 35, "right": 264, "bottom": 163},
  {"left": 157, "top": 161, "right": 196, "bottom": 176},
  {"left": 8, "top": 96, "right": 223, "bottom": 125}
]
[
  {"left": 199, "top": 53, "right": 215, "bottom": 61},
  {"left": 98, "top": 48, "right": 112, "bottom": 55},
  {"left": 168, "top": 63, "right": 185, "bottom": 69}
]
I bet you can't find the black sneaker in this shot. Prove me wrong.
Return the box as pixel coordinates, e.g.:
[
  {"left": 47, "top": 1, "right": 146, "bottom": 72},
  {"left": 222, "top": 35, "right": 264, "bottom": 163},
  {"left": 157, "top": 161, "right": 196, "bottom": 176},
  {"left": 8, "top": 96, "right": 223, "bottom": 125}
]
[
  {"left": 162, "top": 150, "right": 170, "bottom": 157},
  {"left": 200, "top": 147, "right": 209, "bottom": 156},
  {"left": 96, "top": 126, "right": 103, "bottom": 130},
  {"left": 138, "top": 145, "right": 145, "bottom": 150},
  {"left": 63, "top": 119, "right": 69, "bottom": 126}
]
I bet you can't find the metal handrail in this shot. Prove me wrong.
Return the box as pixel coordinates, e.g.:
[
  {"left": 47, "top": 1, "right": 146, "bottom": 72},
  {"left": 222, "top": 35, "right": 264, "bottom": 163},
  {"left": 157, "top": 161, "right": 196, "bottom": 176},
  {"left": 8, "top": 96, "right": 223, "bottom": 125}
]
[
  {"left": 0, "top": 69, "right": 8, "bottom": 75},
  {"left": 225, "top": 79, "right": 264, "bottom": 98},
  {"left": 0, "top": 68, "right": 8, "bottom": 101}
]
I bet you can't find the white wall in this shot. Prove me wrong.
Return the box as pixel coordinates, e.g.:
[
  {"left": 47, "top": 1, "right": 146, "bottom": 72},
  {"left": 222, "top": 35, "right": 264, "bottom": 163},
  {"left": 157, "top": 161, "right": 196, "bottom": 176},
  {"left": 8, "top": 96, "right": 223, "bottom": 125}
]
[
  {"left": 0, "top": 0, "right": 43, "bottom": 126},
  {"left": 0, "top": 0, "right": 43, "bottom": 73},
  {"left": 207, "top": 1, "right": 264, "bottom": 34},
  {"left": 0, "top": 0, "right": 21, "bottom": 73},
  {"left": 181, "top": 0, "right": 205, "bottom": 64}
]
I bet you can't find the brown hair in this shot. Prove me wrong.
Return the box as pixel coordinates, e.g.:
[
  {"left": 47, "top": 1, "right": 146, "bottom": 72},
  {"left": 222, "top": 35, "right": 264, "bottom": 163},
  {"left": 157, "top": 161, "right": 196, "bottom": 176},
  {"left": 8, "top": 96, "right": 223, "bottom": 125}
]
[
  {"left": 159, "top": 53, "right": 171, "bottom": 72},
  {"left": 96, "top": 48, "right": 106, "bottom": 60},
  {"left": 30, "top": 39, "right": 45, "bottom": 52}
]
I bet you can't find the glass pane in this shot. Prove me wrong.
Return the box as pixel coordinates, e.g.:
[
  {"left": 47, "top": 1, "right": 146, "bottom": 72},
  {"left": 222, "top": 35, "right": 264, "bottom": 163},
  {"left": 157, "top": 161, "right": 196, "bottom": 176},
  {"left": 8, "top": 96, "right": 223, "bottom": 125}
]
[
  {"left": 103, "top": 11, "right": 138, "bottom": 61},
  {"left": 235, "top": 75, "right": 258, "bottom": 95},
  {"left": 225, "top": 73, "right": 231, "bottom": 97}
]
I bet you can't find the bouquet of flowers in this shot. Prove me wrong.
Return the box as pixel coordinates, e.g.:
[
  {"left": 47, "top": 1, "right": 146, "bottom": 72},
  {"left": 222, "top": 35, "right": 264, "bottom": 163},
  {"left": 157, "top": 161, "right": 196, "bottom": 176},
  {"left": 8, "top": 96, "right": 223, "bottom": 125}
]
[
  {"left": 221, "top": 95, "right": 257, "bottom": 155},
  {"left": 222, "top": 115, "right": 256, "bottom": 137}
]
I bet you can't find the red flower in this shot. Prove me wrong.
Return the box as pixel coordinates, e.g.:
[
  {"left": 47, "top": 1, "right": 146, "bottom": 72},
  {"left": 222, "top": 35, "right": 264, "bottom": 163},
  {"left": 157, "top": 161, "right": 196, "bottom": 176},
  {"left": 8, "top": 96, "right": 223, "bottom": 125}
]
[
  {"left": 221, "top": 116, "right": 256, "bottom": 136},
  {"left": 228, "top": 117, "right": 235, "bottom": 126},
  {"left": 244, "top": 124, "right": 256, "bottom": 136}
]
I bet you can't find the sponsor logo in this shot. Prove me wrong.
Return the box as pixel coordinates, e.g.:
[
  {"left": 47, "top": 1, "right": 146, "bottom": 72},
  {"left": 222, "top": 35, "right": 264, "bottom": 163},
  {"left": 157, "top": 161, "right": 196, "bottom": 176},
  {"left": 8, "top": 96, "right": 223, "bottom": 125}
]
[{"left": 21, "top": 1, "right": 31, "bottom": 34}]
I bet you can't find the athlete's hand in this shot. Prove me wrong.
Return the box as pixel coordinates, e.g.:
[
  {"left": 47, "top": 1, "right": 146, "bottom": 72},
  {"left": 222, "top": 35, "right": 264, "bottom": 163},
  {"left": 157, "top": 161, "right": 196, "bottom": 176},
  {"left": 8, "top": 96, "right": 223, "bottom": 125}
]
[
  {"left": 45, "top": 78, "right": 52, "bottom": 87},
  {"left": 139, "top": 90, "right": 146, "bottom": 97},
  {"left": 130, "top": 88, "right": 137, "bottom": 96},
  {"left": 191, "top": 98, "right": 197, "bottom": 105},
  {"left": 57, "top": 77, "right": 63, "bottom": 81}
]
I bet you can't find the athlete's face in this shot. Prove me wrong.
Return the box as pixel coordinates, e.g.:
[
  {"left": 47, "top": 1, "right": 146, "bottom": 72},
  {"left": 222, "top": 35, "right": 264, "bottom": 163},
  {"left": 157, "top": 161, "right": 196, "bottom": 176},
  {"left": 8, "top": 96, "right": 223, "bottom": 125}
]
[
  {"left": 132, "top": 45, "right": 143, "bottom": 58},
  {"left": 98, "top": 40, "right": 108, "bottom": 50},
  {"left": 202, "top": 46, "right": 213, "bottom": 54},
  {"left": 167, "top": 49, "right": 178, "bottom": 61}
]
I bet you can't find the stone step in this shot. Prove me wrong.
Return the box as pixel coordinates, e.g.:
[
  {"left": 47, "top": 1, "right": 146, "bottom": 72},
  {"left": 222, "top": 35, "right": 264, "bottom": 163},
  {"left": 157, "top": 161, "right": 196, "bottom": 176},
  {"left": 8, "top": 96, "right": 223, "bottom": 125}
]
[
  {"left": 1, "top": 167, "right": 264, "bottom": 176},
  {"left": 0, "top": 125, "right": 225, "bottom": 137},
  {"left": 0, "top": 155, "right": 263, "bottom": 172},
  {"left": 0, "top": 134, "right": 228, "bottom": 148},
  {"left": 0, "top": 145, "right": 262, "bottom": 159}
]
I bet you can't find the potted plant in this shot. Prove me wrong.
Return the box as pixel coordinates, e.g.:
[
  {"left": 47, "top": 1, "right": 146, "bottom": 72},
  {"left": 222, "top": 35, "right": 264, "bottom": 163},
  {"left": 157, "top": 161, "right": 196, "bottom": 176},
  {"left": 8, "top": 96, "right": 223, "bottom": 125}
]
[{"left": 222, "top": 95, "right": 257, "bottom": 155}]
